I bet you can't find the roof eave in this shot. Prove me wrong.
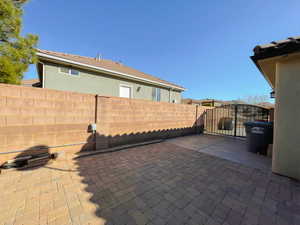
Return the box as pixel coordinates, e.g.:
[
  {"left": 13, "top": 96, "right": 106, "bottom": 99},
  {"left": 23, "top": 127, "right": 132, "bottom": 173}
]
[
  {"left": 251, "top": 39, "right": 300, "bottom": 89},
  {"left": 250, "top": 55, "right": 274, "bottom": 88},
  {"left": 36, "top": 52, "right": 186, "bottom": 91}
]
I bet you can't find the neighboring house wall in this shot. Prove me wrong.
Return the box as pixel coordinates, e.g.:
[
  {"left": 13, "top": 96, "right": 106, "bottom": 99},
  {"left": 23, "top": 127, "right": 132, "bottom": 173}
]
[
  {"left": 272, "top": 59, "right": 300, "bottom": 180},
  {"left": 170, "top": 90, "right": 182, "bottom": 103},
  {"left": 42, "top": 61, "right": 181, "bottom": 103}
]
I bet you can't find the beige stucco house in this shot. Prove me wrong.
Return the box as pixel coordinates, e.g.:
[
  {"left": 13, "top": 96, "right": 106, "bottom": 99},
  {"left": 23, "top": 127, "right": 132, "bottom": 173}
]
[
  {"left": 251, "top": 36, "right": 300, "bottom": 180},
  {"left": 35, "top": 49, "right": 185, "bottom": 103}
]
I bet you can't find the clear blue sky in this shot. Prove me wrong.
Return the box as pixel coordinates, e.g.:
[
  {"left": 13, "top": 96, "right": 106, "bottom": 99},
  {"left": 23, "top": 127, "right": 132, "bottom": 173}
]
[{"left": 22, "top": 0, "right": 299, "bottom": 101}]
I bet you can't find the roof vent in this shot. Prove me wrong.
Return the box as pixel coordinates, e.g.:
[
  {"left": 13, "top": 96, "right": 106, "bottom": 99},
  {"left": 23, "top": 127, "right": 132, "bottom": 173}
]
[{"left": 95, "top": 53, "right": 102, "bottom": 61}]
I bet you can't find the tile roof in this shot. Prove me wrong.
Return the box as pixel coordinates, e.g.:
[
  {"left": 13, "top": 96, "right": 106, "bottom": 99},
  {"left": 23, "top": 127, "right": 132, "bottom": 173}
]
[
  {"left": 252, "top": 36, "right": 300, "bottom": 60},
  {"left": 37, "top": 49, "right": 184, "bottom": 90}
]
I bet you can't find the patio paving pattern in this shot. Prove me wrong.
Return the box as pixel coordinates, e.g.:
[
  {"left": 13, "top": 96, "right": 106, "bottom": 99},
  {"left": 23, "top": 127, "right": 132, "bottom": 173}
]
[{"left": 0, "top": 136, "right": 299, "bottom": 225}]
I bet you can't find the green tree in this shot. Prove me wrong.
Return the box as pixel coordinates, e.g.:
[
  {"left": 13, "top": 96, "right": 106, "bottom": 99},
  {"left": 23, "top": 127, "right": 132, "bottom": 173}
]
[{"left": 0, "top": 0, "right": 38, "bottom": 84}]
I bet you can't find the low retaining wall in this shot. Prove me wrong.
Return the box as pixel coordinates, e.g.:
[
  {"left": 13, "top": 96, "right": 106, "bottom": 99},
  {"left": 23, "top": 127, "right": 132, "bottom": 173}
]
[{"left": 0, "top": 84, "right": 209, "bottom": 163}]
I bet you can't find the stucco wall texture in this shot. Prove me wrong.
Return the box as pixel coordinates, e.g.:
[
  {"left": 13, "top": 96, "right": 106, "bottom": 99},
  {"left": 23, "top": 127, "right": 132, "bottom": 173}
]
[
  {"left": 272, "top": 60, "right": 300, "bottom": 180},
  {"left": 0, "top": 84, "right": 207, "bottom": 164}
]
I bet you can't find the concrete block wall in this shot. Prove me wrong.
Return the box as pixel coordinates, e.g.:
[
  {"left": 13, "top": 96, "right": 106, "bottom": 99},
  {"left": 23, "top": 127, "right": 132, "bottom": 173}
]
[
  {"left": 0, "top": 84, "right": 208, "bottom": 164},
  {"left": 0, "top": 84, "right": 95, "bottom": 163},
  {"left": 96, "top": 96, "right": 207, "bottom": 148}
]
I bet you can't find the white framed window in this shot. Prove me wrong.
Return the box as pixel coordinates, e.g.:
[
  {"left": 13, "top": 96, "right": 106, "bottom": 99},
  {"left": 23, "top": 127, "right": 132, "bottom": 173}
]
[
  {"left": 59, "top": 67, "right": 80, "bottom": 76},
  {"left": 152, "top": 87, "right": 161, "bottom": 101},
  {"left": 119, "top": 84, "right": 132, "bottom": 98},
  {"left": 70, "top": 69, "right": 79, "bottom": 75}
]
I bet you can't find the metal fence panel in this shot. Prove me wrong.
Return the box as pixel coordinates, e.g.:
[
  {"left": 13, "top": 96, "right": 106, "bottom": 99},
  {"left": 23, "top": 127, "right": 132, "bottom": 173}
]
[{"left": 204, "top": 104, "right": 270, "bottom": 137}]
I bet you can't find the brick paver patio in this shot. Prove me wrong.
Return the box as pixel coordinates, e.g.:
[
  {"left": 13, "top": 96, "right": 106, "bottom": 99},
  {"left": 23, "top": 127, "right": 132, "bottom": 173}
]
[{"left": 0, "top": 137, "right": 299, "bottom": 225}]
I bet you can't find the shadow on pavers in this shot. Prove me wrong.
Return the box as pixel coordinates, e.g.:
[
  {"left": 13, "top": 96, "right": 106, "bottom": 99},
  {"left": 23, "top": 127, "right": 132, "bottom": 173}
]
[
  {"left": 0, "top": 124, "right": 206, "bottom": 224},
  {"left": 74, "top": 131, "right": 188, "bottom": 224},
  {"left": 1, "top": 145, "right": 57, "bottom": 171}
]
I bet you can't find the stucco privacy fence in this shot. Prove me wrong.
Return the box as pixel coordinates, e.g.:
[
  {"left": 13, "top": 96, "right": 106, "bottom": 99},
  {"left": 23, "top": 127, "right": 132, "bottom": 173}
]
[{"left": 0, "top": 84, "right": 209, "bottom": 164}]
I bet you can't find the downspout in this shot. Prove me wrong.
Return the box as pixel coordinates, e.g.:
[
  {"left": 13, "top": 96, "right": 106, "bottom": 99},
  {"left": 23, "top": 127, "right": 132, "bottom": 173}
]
[{"left": 36, "top": 62, "right": 45, "bottom": 88}]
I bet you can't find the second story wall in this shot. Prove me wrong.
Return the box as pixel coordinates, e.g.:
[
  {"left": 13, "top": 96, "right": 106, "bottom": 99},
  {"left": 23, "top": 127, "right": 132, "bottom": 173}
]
[
  {"left": 170, "top": 90, "right": 182, "bottom": 103},
  {"left": 43, "top": 61, "right": 181, "bottom": 103}
]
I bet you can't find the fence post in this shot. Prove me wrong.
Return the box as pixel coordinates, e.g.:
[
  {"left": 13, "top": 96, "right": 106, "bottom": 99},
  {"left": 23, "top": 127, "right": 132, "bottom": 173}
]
[{"left": 234, "top": 104, "right": 238, "bottom": 137}]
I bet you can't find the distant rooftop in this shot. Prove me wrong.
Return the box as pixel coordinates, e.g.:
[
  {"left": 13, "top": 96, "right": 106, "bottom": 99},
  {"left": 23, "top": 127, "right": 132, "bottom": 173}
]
[
  {"left": 182, "top": 98, "right": 244, "bottom": 105},
  {"left": 182, "top": 98, "right": 273, "bottom": 109}
]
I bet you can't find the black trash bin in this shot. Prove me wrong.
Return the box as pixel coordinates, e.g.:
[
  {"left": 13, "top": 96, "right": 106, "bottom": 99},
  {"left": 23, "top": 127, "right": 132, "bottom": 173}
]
[{"left": 244, "top": 121, "right": 273, "bottom": 155}]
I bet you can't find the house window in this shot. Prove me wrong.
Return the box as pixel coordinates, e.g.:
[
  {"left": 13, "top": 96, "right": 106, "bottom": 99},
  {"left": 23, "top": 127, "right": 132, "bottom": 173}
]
[
  {"left": 119, "top": 85, "right": 132, "bottom": 98},
  {"left": 152, "top": 87, "right": 161, "bottom": 101},
  {"left": 60, "top": 67, "right": 79, "bottom": 76},
  {"left": 60, "top": 67, "right": 69, "bottom": 74},
  {"left": 70, "top": 69, "right": 79, "bottom": 75}
]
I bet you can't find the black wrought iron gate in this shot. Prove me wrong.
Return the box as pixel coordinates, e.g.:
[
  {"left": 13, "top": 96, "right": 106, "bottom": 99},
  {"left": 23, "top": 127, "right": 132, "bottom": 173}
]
[{"left": 204, "top": 104, "right": 270, "bottom": 137}]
